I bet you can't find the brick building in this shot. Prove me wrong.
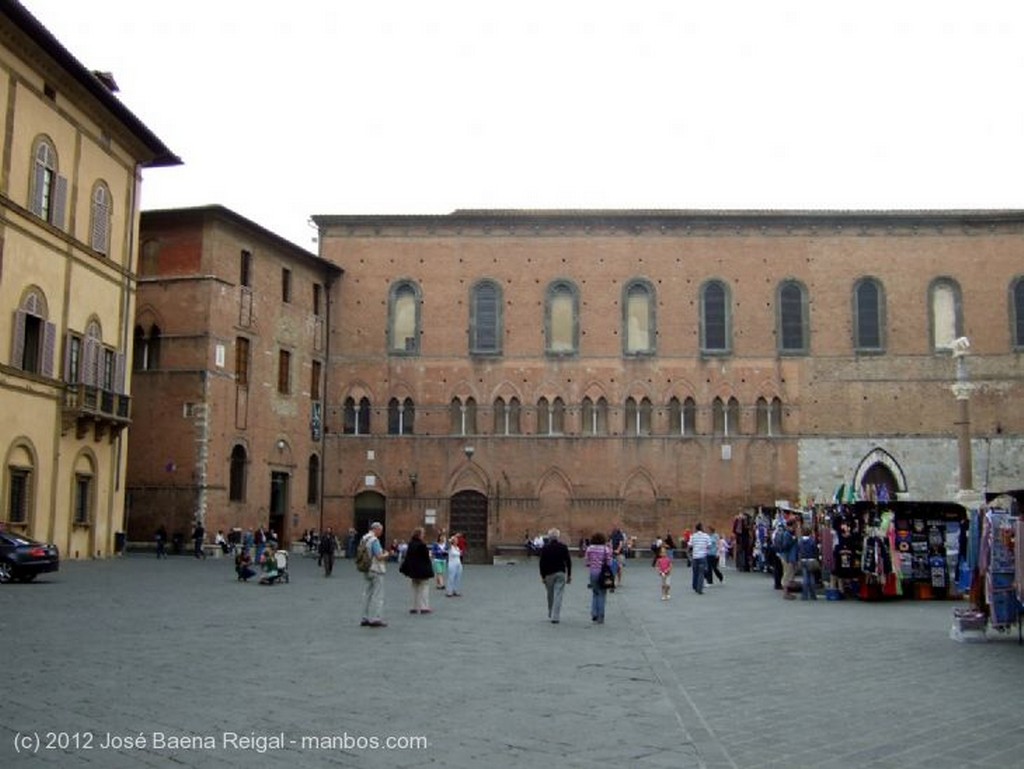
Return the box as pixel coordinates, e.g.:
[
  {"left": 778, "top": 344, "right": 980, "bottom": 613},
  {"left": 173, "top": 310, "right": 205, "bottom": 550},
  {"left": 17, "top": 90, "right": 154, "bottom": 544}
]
[
  {"left": 127, "top": 206, "right": 341, "bottom": 549},
  {"left": 312, "top": 210, "right": 1024, "bottom": 560},
  {"left": 0, "top": 1, "right": 177, "bottom": 558}
]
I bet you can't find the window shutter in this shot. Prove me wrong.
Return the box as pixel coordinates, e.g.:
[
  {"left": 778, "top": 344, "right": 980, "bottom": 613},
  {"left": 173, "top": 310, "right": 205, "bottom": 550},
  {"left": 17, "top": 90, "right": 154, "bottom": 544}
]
[
  {"left": 83, "top": 335, "right": 99, "bottom": 386},
  {"left": 13, "top": 310, "right": 26, "bottom": 367},
  {"left": 114, "top": 352, "right": 126, "bottom": 393},
  {"left": 91, "top": 196, "right": 110, "bottom": 253},
  {"left": 52, "top": 175, "right": 68, "bottom": 229},
  {"left": 30, "top": 165, "right": 44, "bottom": 216},
  {"left": 41, "top": 321, "right": 56, "bottom": 377}
]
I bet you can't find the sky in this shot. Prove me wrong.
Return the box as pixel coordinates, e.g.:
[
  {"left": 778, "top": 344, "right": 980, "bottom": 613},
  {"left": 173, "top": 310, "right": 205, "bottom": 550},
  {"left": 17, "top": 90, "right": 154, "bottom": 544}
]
[{"left": 22, "top": 0, "right": 1024, "bottom": 250}]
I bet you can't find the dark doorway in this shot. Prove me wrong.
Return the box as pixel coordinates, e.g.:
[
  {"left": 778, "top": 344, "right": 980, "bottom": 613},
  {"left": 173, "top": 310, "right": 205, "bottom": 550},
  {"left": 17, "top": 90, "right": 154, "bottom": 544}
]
[
  {"left": 269, "top": 471, "right": 289, "bottom": 544},
  {"left": 354, "top": 491, "right": 386, "bottom": 539},
  {"left": 862, "top": 462, "right": 899, "bottom": 501},
  {"left": 450, "top": 490, "right": 489, "bottom": 564}
]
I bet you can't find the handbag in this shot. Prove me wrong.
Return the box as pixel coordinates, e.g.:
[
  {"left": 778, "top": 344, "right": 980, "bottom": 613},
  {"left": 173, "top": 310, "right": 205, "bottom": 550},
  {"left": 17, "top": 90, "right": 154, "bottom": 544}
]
[{"left": 599, "top": 553, "right": 616, "bottom": 591}]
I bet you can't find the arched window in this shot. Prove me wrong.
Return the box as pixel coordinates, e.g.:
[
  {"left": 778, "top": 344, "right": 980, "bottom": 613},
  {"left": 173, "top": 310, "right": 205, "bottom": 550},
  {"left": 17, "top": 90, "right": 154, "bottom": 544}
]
[
  {"left": 853, "top": 277, "right": 885, "bottom": 352},
  {"left": 6, "top": 442, "right": 36, "bottom": 525},
  {"left": 30, "top": 137, "right": 66, "bottom": 227},
  {"left": 546, "top": 280, "right": 578, "bottom": 355},
  {"left": 929, "top": 277, "right": 962, "bottom": 352},
  {"left": 388, "top": 281, "right": 420, "bottom": 354},
  {"left": 90, "top": 181, "right": 112, "bottom": 255},
  {"left": 581, "top": 396, "right": 608, "bottom": 435},
  {"left": 712, "top": 397, "right": 725, "bottom": 435},
  {"left": 133, "top": 324, "right": 161, "bottom": 371},
  {"left": 493, "top": 397, "right": 521, "bottom": 435},
  {"left": 778, "top": 280, "right": 808, "bottom": 354},
  {"left": 756, "top": 397, "right": 769, "bottom": 435},
  {"left": 536, "top": 397, "right": 550, "bottom": 435},
  {"left": 13, "top": 289, "right": 55, "bottom": 376},
  {"left": 73, "top": 456, "right": 94, "bottom": 525},
  {"left": 470, "top": 280, "right": 502, "bottom": 355},
  {"left": 727, "top": 397, "right": 741, "bottom": 436},
  {"left": 493, "top": 397, "right": 506, "bottom": 434},
  {"left": 402, "top": 397, "right": 414, "bottom": 434},
  {"left": 623, "top": 279, "right": 655, "bottom": 355},
  {"left": 450, "top": 397, "right": 476, "bottom": 435},
  {"left": 388, "top": 397, "right": 415, "bottom": 435},
  {"left": 307, "top": 454, "right": 320, "bottom": 505},
  {"left": 1011, "top": 277, "right": 1024, "bottom": 350},
  {"left": 344, "top": 396, "right": 371, "bottom": 435},
  {"left": 700, "top": 280, "right": 731, "bottom": 354},
  {"left": 229, "top": 445, "right": 247, "bottom": 502},
  {"left": 624, "top": 397, "right": 652, "bottom": 436},
  {"left": 668, "top": 396, "right": 697, "bottom": 436},
  {"left": 551, "top": 397, "right": 565, "bottom": 434},
  {"left": 771, "top": 397, "right": 783, "bottom": 435},
  {"left": 683, "top": 397, "right": 696, "bottom": 435}
]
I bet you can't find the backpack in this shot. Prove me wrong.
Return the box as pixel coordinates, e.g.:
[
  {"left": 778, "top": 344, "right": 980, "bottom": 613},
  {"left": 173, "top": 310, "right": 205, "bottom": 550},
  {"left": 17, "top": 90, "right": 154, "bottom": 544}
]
[{"left": 355, "top": 535, "right": 373, "bottom": 573}]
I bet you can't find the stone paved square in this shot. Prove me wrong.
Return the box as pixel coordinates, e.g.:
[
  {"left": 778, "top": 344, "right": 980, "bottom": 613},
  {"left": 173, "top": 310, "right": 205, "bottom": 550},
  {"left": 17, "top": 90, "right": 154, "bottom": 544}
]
[{"left": 1, "top": 554, "right": 1022, "bottom": 768}]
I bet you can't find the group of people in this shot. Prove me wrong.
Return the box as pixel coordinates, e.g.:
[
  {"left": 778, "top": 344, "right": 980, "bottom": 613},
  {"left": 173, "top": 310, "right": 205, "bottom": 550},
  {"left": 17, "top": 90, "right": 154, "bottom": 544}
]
[
  {"left": 233, "top": 542, "right": 285, "bottom": 585},
  {"left": 770, "top": 513, "right": 821, "bottom": 600},
  {"left": 358, "top": 525, "right": 469, "bottom": 627}
]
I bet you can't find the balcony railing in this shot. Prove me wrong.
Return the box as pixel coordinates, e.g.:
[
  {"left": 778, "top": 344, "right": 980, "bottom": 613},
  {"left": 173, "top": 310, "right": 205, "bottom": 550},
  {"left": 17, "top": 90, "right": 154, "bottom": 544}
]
[{"left": 62, "top": 383, "right": 131, "bottom": 442}]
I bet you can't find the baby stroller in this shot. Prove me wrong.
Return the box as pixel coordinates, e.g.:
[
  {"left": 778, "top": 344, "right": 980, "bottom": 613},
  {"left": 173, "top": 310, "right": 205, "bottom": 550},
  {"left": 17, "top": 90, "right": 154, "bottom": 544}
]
[{"left": 274, "top": 549, "right": 290, "bottom": 583}]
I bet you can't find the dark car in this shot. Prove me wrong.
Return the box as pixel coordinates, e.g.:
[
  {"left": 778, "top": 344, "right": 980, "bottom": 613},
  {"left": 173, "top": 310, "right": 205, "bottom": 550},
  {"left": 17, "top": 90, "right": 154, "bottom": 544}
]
[{"left": 0, "top": 532, "right": 59, "bottom": 582}]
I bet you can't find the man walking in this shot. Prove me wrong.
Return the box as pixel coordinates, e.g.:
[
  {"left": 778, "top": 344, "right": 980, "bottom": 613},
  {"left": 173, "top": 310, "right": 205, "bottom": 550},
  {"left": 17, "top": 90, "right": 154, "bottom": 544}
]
[
  {"left": 538, "top": 528, "right": 572, "bottom": 624},
  {"left": 360, "top": 522, "right": 388, "bottom": 627},
  {"left": 191, "top": 521, "right": 206, "bottom": 559},
  {"left": 689, "top": 522, "right": 711, "bottom": 595},
  {"left": 319, "top": 527, "right": 337, "bottom": 577}
]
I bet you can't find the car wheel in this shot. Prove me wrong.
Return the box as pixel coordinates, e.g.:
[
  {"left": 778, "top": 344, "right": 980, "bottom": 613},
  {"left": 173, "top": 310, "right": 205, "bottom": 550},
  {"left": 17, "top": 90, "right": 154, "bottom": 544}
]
[{"left": 0, "top": 562, "right": 11, "bottom": 583}]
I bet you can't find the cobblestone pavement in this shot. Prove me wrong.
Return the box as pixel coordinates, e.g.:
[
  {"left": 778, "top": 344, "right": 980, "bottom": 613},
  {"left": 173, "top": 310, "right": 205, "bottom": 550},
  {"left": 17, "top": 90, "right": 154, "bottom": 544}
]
[{"left": 1, "top": 552, "right": 1022, "bottom": 769}]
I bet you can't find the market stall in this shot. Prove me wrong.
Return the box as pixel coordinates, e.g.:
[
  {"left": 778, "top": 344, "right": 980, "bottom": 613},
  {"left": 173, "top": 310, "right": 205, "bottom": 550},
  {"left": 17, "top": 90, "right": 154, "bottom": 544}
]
[{"left": 819, "top": 501, "right": 967, "bottom": 601}]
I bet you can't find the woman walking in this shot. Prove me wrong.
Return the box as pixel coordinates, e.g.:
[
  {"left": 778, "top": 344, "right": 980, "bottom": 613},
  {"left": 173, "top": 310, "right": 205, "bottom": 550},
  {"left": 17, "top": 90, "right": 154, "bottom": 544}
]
[
  {"left": 399, "top": 527, "right": 435, "bottom": 613},
  {"left": 445, "top": 533, "right": 464, "bottom": 597},
  {"left": 431, "top": 532, "right": 448, "bottom": 590},
  {"left": 584, "top": 532, "right": 613, "bottom": 624}
]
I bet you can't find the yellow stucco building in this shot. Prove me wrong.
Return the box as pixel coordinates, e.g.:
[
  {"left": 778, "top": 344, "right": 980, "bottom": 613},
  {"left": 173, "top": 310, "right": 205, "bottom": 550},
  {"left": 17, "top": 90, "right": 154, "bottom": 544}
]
[{"left": 0, "top": 2, "right": 177, "bottom": 557}]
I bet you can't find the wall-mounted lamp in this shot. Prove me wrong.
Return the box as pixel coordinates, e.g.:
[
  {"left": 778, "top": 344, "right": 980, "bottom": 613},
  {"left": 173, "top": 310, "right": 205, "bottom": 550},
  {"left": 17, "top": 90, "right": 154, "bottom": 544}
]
[
  {"left": 276, "top": 439, "right": 286, "bottom": 452},
  {"left": 409, "top": 471, "right": 418, "bottom": 495},
  {"left": 463, "top": 445, "right": 474, "bottom": 460}
]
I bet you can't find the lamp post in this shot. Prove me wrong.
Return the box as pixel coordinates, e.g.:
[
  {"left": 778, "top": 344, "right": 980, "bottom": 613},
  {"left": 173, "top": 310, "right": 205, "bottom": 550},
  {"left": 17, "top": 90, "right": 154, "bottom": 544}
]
[{"left": 950, "top": 337, "right": 981, "bottom": 507}]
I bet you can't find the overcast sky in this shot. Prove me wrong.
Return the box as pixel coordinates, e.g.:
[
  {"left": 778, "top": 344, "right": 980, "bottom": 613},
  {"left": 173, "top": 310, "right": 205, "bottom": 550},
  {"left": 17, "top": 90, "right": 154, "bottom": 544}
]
[{"left": 23, "top": 0, "right": 1024, "bottom": 250}]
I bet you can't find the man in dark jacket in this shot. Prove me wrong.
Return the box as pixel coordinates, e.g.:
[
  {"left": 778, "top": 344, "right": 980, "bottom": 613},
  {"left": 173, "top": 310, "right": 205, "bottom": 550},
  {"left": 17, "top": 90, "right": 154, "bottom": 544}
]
[
  {"left": 539, "top": 528, "right": 573, "bottom": 624},
  {"left": 319, "top": 527, "right": 337, "bottom": 577}
]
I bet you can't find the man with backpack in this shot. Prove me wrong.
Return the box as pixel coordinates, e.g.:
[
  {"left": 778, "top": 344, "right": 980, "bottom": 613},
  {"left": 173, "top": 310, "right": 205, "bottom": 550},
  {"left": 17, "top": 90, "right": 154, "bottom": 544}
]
[{"left": 357, "top": 522, "right": 388, "bottom": 627}]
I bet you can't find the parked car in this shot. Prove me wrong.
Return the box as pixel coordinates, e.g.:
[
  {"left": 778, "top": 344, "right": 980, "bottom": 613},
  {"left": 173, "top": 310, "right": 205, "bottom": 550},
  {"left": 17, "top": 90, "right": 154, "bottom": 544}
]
[{"left": 0, "top": 532, "right": 59, "bottom": 582}]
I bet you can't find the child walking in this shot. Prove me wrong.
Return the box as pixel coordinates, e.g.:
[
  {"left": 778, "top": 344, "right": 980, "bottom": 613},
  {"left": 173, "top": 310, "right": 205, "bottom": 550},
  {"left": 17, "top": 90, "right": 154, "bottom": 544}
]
[{"left": 655, "top": 547, "right": 672, "bottom": 600}]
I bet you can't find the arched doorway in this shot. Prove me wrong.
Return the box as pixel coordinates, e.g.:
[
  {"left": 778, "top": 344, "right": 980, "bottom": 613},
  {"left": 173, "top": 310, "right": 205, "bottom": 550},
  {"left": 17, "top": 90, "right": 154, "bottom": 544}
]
[
  {"left": 862, "top": 463, "right": 899, "bottom": 502},
  {"left": 853, "top": 447, "right": 907, "bottom": 502},
  {"left": 354, "top": 490, "right": 386, "bottom": 539},
  {"left": 450, "top": 490, "right": 489, "bottom": 563}
]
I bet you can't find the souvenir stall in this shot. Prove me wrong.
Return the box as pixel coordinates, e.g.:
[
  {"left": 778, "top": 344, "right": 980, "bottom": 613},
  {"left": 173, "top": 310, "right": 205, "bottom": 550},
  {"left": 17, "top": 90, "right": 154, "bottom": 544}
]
[
  {"left": 821, "top": 501, "right": 967, "bottom": 601},
  {"left": 956, "top": 495, "right": 1020, "bottom": 640}
]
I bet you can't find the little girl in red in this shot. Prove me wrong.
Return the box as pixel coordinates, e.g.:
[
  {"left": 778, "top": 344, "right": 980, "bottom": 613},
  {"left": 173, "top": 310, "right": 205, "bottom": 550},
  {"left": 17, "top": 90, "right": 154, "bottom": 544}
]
[{"left": 655, "top": 547, "right": 672, "bottom": 600}]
